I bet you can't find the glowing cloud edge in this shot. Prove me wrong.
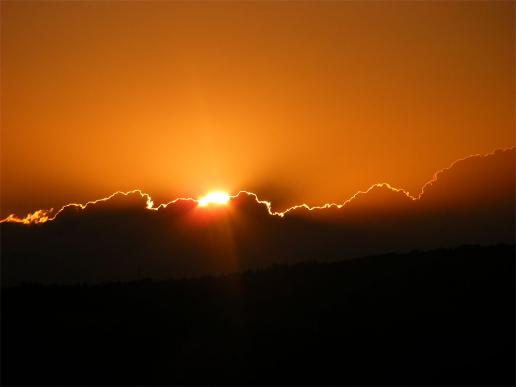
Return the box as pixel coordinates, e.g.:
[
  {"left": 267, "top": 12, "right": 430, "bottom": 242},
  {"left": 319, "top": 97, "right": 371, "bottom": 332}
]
[
  {"left": 0, "top": 184, "right": 413, "bottom": 225},
  {"left": 1, "top": 147, "right": 513, "bottom": 225}
]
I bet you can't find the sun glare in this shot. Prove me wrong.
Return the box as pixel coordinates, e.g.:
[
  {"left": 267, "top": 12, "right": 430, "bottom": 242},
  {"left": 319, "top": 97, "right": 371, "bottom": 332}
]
[{"left": 198, "top": 191, "right": 231, "bottom": 207}]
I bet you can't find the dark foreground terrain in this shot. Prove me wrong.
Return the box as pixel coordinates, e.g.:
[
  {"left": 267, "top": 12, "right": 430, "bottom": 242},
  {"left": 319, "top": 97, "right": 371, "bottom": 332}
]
[{"left": 2, "top": 245, "right": 514, "bottom": 385}]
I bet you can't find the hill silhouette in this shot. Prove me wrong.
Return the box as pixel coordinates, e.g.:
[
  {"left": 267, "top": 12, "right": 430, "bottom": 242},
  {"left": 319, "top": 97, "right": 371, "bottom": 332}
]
[
  {"left": 1, "top": 148, "right": 514, "bottom": 285},
  {"left": 2, "top": 245, "right": 514, "bottom": 385}
]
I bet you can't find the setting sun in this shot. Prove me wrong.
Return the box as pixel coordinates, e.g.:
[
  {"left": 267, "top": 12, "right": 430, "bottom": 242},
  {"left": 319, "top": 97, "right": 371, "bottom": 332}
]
[{"left": 198, "top": 191, "right": 231, "bottom": 207}]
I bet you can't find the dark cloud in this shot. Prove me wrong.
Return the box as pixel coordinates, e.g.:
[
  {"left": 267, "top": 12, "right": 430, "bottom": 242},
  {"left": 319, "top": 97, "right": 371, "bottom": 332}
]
[{"left": 1, "top": 148, "right": 514, "bottom": 285}]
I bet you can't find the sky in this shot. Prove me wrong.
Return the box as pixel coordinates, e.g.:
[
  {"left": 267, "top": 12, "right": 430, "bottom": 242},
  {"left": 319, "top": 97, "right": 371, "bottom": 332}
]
[{"left": 1, "top": 1, "right": 514, "bottom": 218}]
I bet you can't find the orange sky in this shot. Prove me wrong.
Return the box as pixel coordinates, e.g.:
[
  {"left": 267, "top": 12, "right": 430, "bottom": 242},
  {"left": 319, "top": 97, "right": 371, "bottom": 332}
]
[{"left": 1, "top": 1, "right": 514, "bottom": 217}]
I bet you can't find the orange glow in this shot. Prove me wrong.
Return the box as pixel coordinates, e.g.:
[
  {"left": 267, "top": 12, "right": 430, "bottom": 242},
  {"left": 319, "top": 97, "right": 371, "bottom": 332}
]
[
  {"left": 1, "top": 209, "right": 53, "bottom": 225},
  {"left": 1, "top": 2, "right": 514, "bottom": 219},
  {"left": 198, "top": 192, "right": 231, "bottom": 207}
]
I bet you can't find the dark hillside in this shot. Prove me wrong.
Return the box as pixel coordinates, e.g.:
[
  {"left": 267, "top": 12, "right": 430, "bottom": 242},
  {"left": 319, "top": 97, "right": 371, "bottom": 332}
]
[{"left": 2, "top": 245, "right": 514, "bottom": 385}]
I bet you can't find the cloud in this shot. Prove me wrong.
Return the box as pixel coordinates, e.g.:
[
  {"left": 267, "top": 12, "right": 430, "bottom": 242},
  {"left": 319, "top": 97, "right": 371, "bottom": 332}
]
[
  {"left": 419, "top": 148, "right": 515, "bottom": 206},
  {"left": 1, "top": 148, "right": 514, "bottom": 285}
]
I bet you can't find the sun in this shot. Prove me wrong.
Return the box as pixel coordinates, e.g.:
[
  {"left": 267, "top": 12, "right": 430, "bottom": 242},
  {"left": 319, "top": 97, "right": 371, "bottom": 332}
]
[{"left": 198, "top": 191, "right": 231, "bottom": 207}]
